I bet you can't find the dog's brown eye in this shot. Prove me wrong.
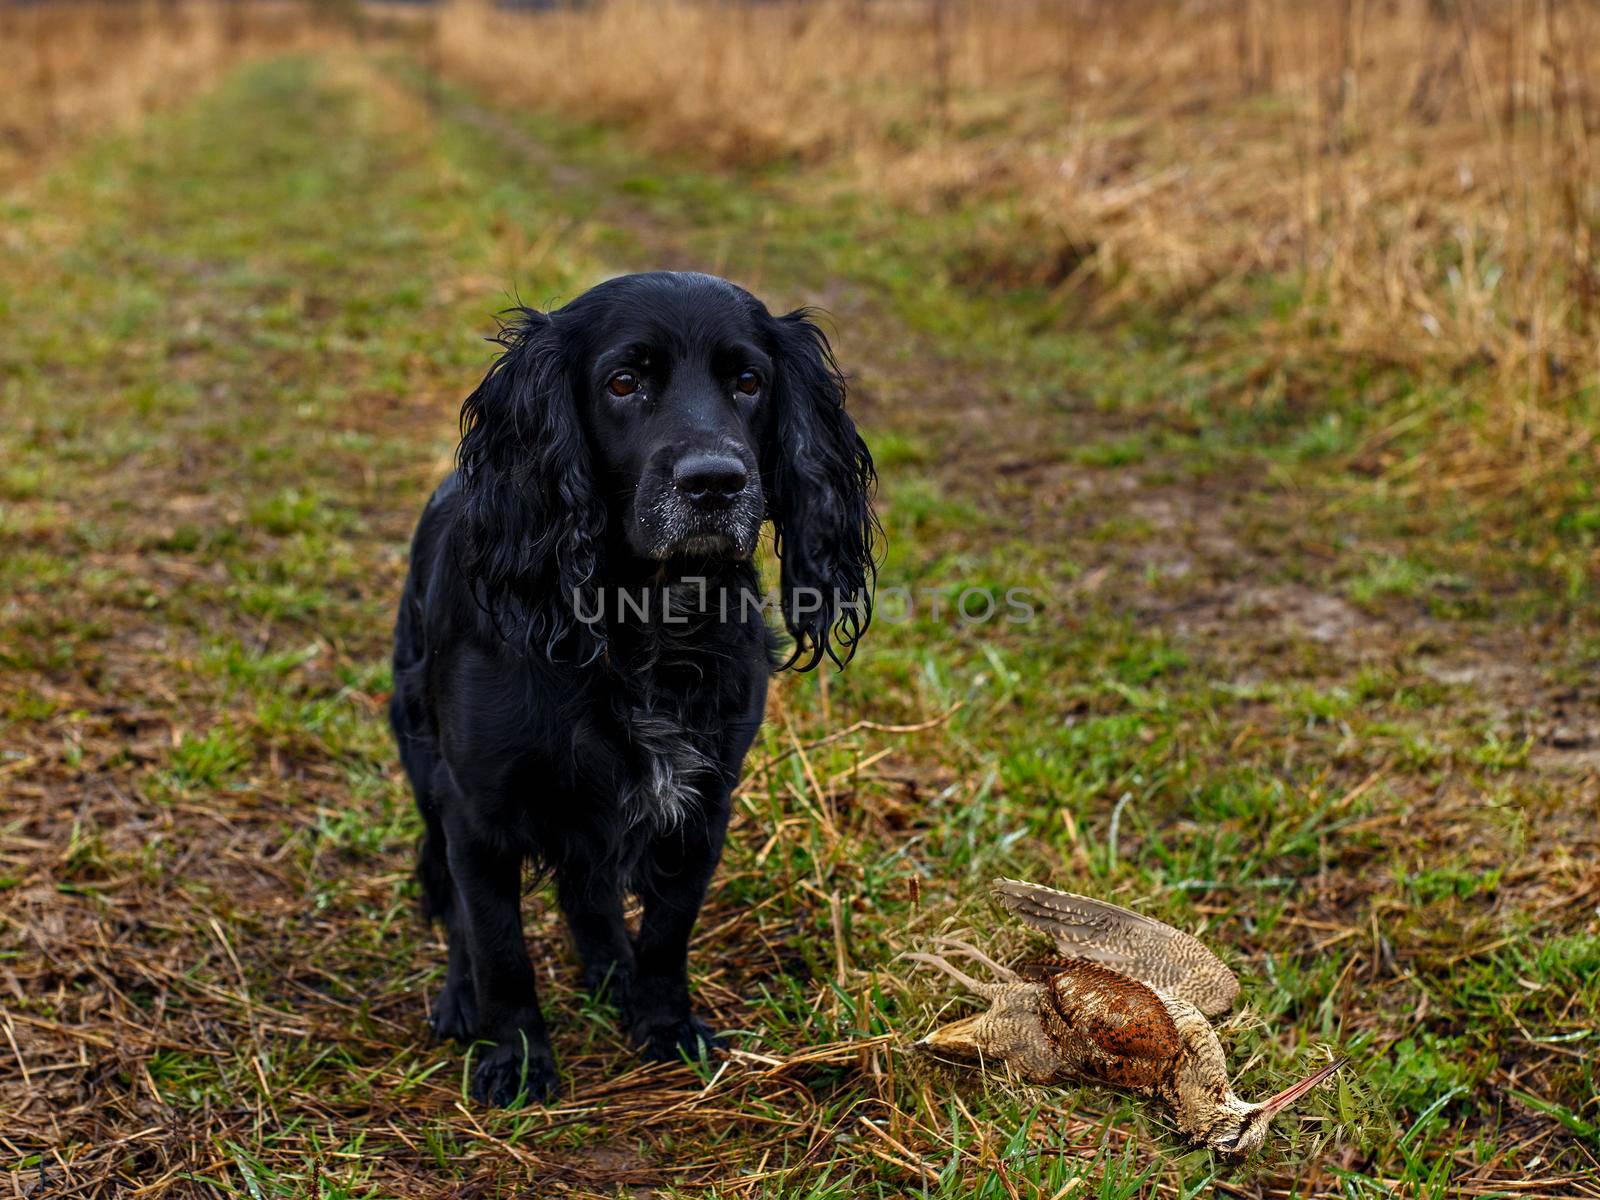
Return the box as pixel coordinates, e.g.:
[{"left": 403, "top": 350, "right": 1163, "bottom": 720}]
[
  {"left": 735, "top": 370, "right": 760, "bottom": 396},
  {"left": 607, "top": 372, "right": 639, "bottom": 398}
]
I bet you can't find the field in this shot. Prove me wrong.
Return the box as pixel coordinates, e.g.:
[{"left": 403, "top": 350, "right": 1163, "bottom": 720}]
[{"left": 2, "top": 2, "right": 1599, "bottom": 1197}]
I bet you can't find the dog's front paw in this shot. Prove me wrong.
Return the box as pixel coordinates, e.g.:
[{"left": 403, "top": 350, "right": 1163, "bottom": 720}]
[
  {"left": 429, "top": 978, "right": 479, "bottom": 1044},
  {"left": 633, "top": 1013, "right": 724, "bottom": 1063},
  {"left": 470, "top": 1037, "right": 560, "bottom": 1107}
]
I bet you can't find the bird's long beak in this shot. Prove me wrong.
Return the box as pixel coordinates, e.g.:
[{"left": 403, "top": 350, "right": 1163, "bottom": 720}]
[{"left": 1259, "top": 1056, "right": 1348, "bottom": 1118}]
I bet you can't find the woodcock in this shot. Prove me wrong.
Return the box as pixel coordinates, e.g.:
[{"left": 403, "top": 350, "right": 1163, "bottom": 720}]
[{"left": 910, "top": 879, "right": 1346, "bottom": 1155}]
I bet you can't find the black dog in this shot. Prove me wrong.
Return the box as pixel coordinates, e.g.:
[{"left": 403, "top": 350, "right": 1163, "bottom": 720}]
[{"left": 388, "top": 272, "right": 877, "bottom": 1105}]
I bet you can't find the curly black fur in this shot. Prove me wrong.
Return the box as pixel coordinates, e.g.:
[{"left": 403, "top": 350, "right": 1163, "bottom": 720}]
[{"left": 388, "top": 272, "right": 877, "bottom": 1106}]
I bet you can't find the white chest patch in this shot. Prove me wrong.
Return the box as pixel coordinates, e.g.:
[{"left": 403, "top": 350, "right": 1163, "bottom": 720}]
[{"left": 624, "top": 708, "right": 715, "bottom": 830}]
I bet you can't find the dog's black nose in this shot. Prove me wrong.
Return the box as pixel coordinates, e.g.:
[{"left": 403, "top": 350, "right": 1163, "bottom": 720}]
[{"left": 673, "top": 453, "right": 748, "bottom": 507}]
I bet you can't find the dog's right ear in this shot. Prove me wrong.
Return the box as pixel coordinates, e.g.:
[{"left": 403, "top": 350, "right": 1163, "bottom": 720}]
[{"left": 455, "top": 308, "right": 606, "bottom": 660}]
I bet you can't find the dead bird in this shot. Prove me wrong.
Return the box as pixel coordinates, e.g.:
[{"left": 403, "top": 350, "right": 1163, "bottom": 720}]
[{"left": 909, "top": 879, "right": 1346, "bottom": 1155}]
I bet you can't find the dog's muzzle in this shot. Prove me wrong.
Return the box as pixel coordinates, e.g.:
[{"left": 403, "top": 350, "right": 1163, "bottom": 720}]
[{"left": 637, "top": 451, "right": 762, "bottom": 560}]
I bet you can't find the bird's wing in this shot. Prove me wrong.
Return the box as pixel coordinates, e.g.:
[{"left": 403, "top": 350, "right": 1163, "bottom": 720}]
[{"left": 992, "top": 879, "right": 1240, "bottom": 1016}]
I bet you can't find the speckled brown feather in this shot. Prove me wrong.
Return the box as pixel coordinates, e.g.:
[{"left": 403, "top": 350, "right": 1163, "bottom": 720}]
[
  {"left": 992, "top": 878, "right": 1240, "bottom": 1016},
  {"left": 1042, "top": 959, "right": 1182, "bottom": 1092}
]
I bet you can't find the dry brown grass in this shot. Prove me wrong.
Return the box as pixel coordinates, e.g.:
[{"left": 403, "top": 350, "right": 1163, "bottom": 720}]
[
  {"left": 439, "top": 0, "right": 1600, "bottom": 432},
  {"left": 0, "top": 0, "right": 338, "bottom": 186},
  {"left": 10, "top": 2, "right": 1593, "bottom": 434}
]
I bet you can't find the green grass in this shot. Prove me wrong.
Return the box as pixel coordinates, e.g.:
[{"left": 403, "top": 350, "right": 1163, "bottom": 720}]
[{"left": 1, "top": 48, "right": 1597, "bottom": 1200}]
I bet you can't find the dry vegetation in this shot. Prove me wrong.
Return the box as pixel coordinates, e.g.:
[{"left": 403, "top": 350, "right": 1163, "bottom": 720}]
[
  {"left": 0, "top": 1, "right": 343, "bottom": 185},
  {"left": 441, "top": 0, "right": 1600, "bottom": 442}
]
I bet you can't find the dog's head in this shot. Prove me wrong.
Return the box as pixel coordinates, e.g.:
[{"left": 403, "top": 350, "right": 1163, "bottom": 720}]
[{"left": 455, "top": 271, "right": 878, "bottom": 669}]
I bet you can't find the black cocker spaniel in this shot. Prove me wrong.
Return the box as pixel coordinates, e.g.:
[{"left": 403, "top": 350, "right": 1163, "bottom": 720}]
[{"left": 389, "top": 271, "right": 877, "bottom": 1105}]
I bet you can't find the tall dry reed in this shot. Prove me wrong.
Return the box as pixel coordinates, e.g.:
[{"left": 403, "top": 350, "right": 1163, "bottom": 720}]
[
  {"left": 438, "top": 0, "right": 1600, "bottom": 436},
  {"left": 9, "top": 1, "right": 1595, "bottom": 444},
  {"left": 0, "top": 1, "right": 337, "bottom": 185}
]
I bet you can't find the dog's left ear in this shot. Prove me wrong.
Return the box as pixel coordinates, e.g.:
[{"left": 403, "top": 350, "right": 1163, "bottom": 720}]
[{"left": 763, "top": 309, "right": 879, "bottom": 670}]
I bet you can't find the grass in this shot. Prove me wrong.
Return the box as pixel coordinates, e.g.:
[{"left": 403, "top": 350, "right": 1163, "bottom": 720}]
[{"left": 1, "top": 31, "right": 1598, "bottom": 1200}]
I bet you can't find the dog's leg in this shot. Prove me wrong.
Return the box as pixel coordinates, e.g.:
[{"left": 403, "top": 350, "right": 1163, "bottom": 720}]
[
  {"left": 418, "top": 777, "right": 477, "bottom": 1043},
  {"left": 627, "top": 791, "right": 730, "bottom": 1062},
  {"left": 443, "top": 809, "right": 558, "bottom": 1106},
  {"left": 557, "top": 861, "right": 633, "bottom": 1004},
  {"left": 394, "top": 688, "right": 479, "bottom": 1045}
]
